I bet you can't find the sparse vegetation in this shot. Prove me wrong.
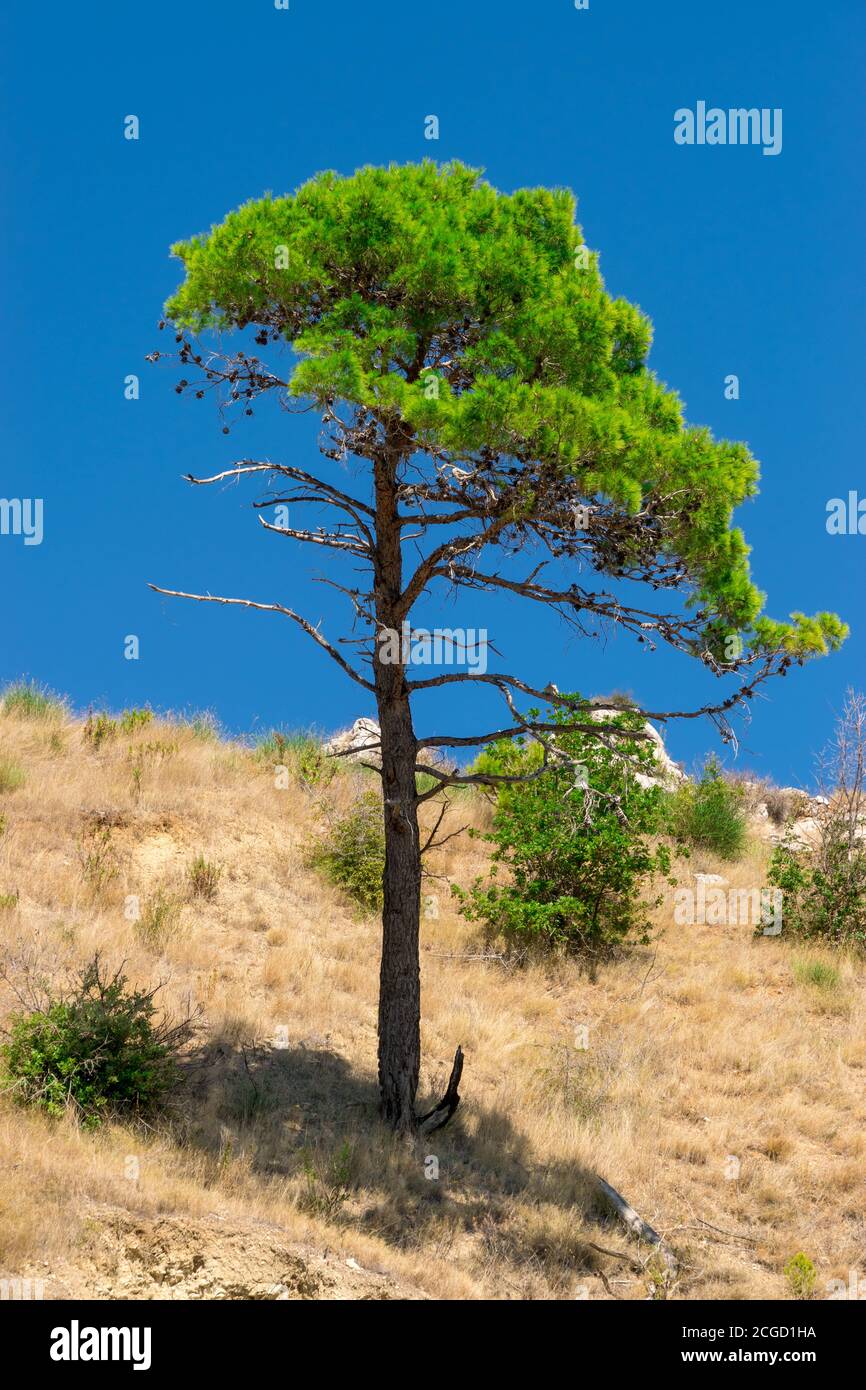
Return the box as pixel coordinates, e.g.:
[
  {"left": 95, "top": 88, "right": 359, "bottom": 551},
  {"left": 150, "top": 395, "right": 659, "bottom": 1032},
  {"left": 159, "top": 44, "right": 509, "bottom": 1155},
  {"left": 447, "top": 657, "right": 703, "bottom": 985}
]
[
  {"left": 299, "top": 1141, "right": 355, "bottom": 1222},
  {"left": 187, "top": 855, "right": 221, "bottom": 901},
  {"left": 83, "top": 711, "right": 118, "bottom": 749},
  {"left": 180, "top": 710, "right": 221, "bottom": 741},
  {"left": 120, "top": 707, "right": 154, "bottom": 735},
  {"left": 254, "top": 729, "right": 335, "bottom": 787},
  {"left": 1, "top": 680, "right": 66, "bottom": 722},
  {"left": 137, "top": 890, "right": 184, "bottom": 949},
  {"left": 768, "top": 690, "right": 866, "bottom": 948},
  {"left": 0, "top": 758, "right": 26, "bottom": 794},
  {"left": 792, "top": 956, "right": 841, "bottom": 991},
  {"left": 77, "top": 825, "right": 120, "bottom": 898},
  {"left": 0, "top": 684, "right": 863, "bottom": 1301}
]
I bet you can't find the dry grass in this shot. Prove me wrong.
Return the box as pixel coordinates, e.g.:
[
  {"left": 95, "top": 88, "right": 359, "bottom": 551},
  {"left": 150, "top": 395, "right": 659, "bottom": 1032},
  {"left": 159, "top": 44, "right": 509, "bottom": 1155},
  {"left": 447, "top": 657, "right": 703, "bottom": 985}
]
[{"left": 0, "top": 703, "right": 863, "bottom": 1301}]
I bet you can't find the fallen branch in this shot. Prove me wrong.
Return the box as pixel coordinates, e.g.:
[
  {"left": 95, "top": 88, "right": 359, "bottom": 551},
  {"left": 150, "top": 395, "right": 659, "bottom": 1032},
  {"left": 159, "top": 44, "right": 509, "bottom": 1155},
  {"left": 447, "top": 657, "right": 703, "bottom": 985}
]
[{"left": 596, "top": 1177, "right": 678, "bottom": 1273}]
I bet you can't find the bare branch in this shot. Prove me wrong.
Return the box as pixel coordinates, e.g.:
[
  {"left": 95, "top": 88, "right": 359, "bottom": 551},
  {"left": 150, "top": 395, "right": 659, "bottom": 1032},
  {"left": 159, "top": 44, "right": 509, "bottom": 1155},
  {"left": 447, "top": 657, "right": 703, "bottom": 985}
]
[{"left": 148, "top": 585, "right": 374, "bottom": 691}]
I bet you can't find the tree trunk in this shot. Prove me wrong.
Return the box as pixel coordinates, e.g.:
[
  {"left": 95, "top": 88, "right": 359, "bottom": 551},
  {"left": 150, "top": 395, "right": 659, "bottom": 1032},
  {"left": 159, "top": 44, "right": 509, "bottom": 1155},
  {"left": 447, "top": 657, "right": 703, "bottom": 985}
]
[
  {"left": 376, "top": 687, "right": 422, "bottom": 1133},
  {"left": 373, "top": 441, "right": 422, "bottom": 1135}
]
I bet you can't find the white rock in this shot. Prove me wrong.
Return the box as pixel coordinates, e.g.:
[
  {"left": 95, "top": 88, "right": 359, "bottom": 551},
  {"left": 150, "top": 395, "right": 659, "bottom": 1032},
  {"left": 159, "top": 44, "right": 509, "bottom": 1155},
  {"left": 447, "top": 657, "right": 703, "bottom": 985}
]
[
  {"left": 324, "top": 717, "right": 382, "bottom": 765},
  {"left": 587, "top": 704, "right": 685, "bottom": 791}
]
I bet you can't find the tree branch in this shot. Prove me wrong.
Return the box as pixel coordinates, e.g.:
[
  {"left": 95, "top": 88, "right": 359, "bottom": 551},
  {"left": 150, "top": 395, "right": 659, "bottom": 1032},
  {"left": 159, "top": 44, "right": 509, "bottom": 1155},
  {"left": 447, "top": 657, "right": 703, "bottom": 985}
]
[{"left": 148, "top": 585, "right": 374, "bottom": 691}]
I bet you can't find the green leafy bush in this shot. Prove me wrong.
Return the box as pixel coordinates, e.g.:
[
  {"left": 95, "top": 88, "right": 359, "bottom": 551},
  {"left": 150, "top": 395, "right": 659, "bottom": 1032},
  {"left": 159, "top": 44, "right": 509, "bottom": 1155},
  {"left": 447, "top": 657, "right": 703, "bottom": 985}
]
[
  {"left": 784, "top": 1252, "right": 817, "bottom": 1299},
  {"left": 665, "top": 756, "right": 747, "bottom": 860},
  {"left": 119, "top": 707, "right": 154, "bottom": 735},
  {"left": 768, "top": 832, "right": 866, "bottom": 947},
  {"left": 83, "top": 711, "right": 118, "bottom": 748},
  {"left": 1, "top": 957, "right": 194, "bottom": 1127},
  {"left": 454, "top": 698, "right": 673, "bottom": 958},
  {"left": 310, "top": 791, "right": 384, "bottom": 912}
]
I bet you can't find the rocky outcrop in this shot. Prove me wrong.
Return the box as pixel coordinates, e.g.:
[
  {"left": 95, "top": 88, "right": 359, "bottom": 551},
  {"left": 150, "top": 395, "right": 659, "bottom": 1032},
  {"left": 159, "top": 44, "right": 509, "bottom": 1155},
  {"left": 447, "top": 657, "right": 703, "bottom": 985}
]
[
  {"left": 324, "top": 717, "right": 382, "bottom": 766},
  {"left": 325, "top": 708, "right": 685, "bottom": 789},
  {"left": 586, "top": 706, "right": 686, "bottom": 791},
  {"left": 324, "top": 717, "right": 455, "bottom": 774}
]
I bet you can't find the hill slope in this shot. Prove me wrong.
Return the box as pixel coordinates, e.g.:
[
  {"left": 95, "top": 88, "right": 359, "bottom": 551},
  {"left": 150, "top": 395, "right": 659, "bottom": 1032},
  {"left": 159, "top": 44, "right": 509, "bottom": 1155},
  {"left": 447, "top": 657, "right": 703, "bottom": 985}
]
[{"left": 0, "top": 706, "right": 863, "bottom": 1300}]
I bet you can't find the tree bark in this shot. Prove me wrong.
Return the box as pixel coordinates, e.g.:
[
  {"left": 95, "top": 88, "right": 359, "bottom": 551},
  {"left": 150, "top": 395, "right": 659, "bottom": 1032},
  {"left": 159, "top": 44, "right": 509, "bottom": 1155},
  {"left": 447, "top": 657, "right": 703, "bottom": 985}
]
[
  {"left": 376, "top": 688, "right": 422, "bottom": 1133},
  {"left": 373, "top": 441, "right": 422, "bottom": 1135}
]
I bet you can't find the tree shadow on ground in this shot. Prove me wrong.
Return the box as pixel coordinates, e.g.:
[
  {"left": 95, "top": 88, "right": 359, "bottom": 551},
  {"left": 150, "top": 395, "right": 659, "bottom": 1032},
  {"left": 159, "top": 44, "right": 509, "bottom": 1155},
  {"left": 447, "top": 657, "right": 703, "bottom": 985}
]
[{"left": 173, "top": 1032, "right": 651, "bottom": 1292}]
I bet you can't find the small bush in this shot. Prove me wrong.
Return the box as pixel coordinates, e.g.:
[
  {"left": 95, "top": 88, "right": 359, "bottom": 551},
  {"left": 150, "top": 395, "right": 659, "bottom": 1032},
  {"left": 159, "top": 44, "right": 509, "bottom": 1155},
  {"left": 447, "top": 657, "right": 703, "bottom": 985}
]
[
  {"left": 119, "top": 707, "right": 153, "bottom": 735},
  {"left": 181, "top": 710, "right": 221, "bottom": 741},
  {"left": 0, "top": 956, "right": 194, "bottom": 1128},
  {"left": 763, "top": 785, "right": 808, "bottom": 828},
  {"left": 188, "top": 855, "right": 221, "bottom": 901},
  {"left": 455, "top": 696, "right": 672, "bottom": 958},
  {"left": 784, "top": 1252, "right": 817, "bottom": 1299},
  {"left": 665, "top": 756, "right": 747, "bottom": 860},
  {"left": 1, "top": 680, "right": 65, "bottom": 722},
  {"left": 0, "top": 758, "right": 26, "bottom": 793},
  {"left": 310, "top": 791, "right": 384, "bottom": 912},
  {"left": 792, "top": 956, "right": 840, "bottom": 991},
  {"left": 299, "top": 1141, "right": 355, "bottom": 1221},
  {"left": 137, "top": 890, "right": 183, "bottom": 949},
  {"left": 766, "top": 691, "right": 866, "bottom": 948},
  {"left": 769, "top": 836, "right": 866, "bottom": 947},
  {"left": 255, "top": 729, "right": 334, "bottom": 787},
  {"left": 0, "top": 890, "right": 19, "bottom": 911},
  {"left": 83, "top": 711, "right": 118, "bottom": 748},
  {"left": 77, "top": 825, "right": 120, "bottom": 898}
]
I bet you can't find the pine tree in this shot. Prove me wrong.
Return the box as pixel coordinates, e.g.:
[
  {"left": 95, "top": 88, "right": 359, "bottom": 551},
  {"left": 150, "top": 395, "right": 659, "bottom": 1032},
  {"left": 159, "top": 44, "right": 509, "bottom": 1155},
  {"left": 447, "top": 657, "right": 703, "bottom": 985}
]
[{"left": 152, "top": 161, "right": 845, "bottom": 1134}]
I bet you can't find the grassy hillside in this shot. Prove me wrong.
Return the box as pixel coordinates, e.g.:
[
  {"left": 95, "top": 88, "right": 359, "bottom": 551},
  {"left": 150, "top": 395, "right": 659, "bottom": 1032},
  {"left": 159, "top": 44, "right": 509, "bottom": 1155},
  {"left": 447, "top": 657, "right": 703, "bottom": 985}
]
[{"left": 0, "top": 697, "right": 863, "bottom": 1300}]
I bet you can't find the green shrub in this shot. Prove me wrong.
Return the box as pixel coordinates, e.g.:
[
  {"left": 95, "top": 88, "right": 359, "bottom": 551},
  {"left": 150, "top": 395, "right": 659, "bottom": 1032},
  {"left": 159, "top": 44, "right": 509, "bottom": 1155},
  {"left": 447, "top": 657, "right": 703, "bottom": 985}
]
[
  {"left": 455, "top": 696, "right": 672, "bottom": 958},
  {"left": 1, "top": 680, "right": 66, "bottom": 721},
  {"left": 255, "top": 729, "right": 334, "bottom": 787},
  {"left": 299, "top": 1141, "right": 355, "bottom": 1221},
  {"left": 0, "top": 890, "right": 19, "bottom": 911},
  {"left": 766, "top": 692, "right": 866, "bottom": 948},
  {"left": 83, "top": 711, "right": 118, "bottom": 748},
  {"left": 137, "top": 890, "right": 183, "bottom": 949},
  {"left": 119, "top": 707, "right": 154, "bottom": 735},
  {"left": 187, "top": 854, "right": 221, "bottom": 900},
  {"left": 665, "top": 756, "right": 747, "bottom": 860},
  {"left": 310, "top": 791, "right": 385, "bottom": 912},
  {"left": 0, "top": 957, "right": 194, "bottom": 1128},
  {"left": 784, "top": 1252, "right": 817, "bottom": 1299},
  {"left": 0, "top": 758, "right": 26, "bottom": 793},
  {"left": 792, "top": 956, "right": 840, "bottom": 990},
  {"left": 768, "top": 833, "right": 866, "bottom": 947}
]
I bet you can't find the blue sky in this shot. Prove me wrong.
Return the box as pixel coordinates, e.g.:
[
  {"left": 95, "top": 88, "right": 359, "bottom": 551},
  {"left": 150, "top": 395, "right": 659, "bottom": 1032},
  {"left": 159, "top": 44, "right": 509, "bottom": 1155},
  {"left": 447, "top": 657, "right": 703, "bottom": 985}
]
[{"left": 1, "top": 0, "right": 864, "bottom": 786}]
